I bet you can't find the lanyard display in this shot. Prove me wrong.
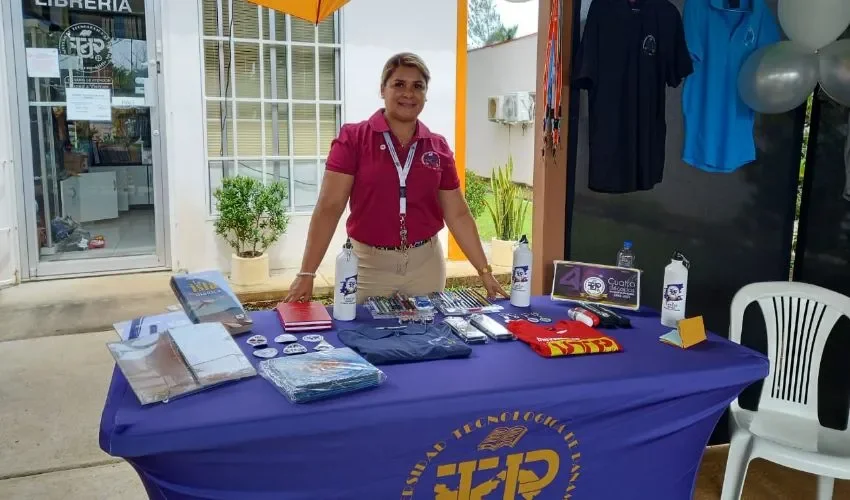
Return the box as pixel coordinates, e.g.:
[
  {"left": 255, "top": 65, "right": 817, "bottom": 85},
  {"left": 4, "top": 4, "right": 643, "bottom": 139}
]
[{"left": 382, "top": 131, "right": 418, "bottom": 215}]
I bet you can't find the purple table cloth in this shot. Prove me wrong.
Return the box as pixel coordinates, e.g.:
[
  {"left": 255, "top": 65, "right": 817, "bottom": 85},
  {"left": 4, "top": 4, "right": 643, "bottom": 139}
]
[{"left": 100, "top": 296, "right": 767, "bottom": 500}]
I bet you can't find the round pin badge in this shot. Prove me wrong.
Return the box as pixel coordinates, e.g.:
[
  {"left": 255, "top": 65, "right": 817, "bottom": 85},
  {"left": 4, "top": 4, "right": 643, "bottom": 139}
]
[
  {"left": 246, "top": 335, "right": 268, "bottom": 348},
  {"left": 252, "top": 347, "right": 278, "bottom": 359},
  {"left": 274, "top": 334, "right": 298, "bottom": 344},
  {"left": 283, "top": 343, "right": 308, "bottom": 355},
  {"left": 314, "top": 341, "right": 335, "bottom": 351},
  {"left": 302, "top": 334, "right": 324, "bottom": 343}
]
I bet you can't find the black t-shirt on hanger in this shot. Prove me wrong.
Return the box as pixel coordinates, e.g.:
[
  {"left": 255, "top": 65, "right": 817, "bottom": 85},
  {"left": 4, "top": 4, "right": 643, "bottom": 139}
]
[{"left": 574, "top": 0, "right": 693, "bottom": 193}]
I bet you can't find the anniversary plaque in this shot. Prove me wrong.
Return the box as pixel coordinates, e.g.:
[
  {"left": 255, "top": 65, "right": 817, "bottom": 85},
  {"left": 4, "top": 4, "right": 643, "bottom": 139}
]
[{"left": 551, "top": 260, "right": 641, "bottom": 310}]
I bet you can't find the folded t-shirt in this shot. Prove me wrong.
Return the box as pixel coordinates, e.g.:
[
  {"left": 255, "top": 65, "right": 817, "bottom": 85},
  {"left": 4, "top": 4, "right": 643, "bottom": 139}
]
[
  {"left": 507, "top": 320, "right": 622, "bottom": 358},
  {"left": 337, "top": 323, "right": 472, "bottom": 365}
]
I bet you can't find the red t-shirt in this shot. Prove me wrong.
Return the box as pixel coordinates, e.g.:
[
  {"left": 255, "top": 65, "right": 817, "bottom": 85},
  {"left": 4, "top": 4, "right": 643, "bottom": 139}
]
[
  {"left": 324, "top": 109, "right": 461, "bottom": 247},
  {"left": 507, "top": 320, "right": 623, "bottom": 358}
]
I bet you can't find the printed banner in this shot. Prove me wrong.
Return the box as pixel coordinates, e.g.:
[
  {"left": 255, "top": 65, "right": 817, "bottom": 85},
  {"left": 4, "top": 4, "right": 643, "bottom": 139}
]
[{"left": 550, "top": 260, "right": 641, "bottom": 310}]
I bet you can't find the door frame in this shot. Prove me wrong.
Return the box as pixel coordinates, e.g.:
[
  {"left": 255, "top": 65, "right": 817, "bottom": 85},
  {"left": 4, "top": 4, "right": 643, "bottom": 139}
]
[{"left": 5, "top": 0, "right": 171, "bottom": 279}]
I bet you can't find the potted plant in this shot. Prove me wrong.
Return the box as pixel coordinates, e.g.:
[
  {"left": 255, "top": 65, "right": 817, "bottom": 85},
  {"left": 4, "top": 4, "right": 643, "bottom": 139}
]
[
  {"left": 484, "top": 157, "right": 530, "bottom": 267},
  {"left": 213, "top": 175, "right": 289, "bottom": 286}
]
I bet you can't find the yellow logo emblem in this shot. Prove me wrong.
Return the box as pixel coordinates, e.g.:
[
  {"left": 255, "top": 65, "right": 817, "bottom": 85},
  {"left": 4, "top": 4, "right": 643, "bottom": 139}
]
[{"left": 401, "top": 410, "right": 581, "bottom": 499}]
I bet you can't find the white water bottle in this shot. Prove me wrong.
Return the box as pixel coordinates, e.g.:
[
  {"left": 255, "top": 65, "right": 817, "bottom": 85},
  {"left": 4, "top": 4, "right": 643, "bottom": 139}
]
[
  {"left": 333, "top": 238, "right": 358, "bottom": 321},
  {"left": 661, "top": 251, "right": 689, "bottom": 328},
  {"left": 510, "top": 235, "right": 532, "bottom": 307}
]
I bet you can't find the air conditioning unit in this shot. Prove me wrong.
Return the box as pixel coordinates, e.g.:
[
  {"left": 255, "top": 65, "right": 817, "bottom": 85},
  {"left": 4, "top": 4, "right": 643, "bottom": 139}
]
[
  {"left": 502, "top": 93, "right": 519, "bottom": 123},
  {"left": 487, "top": 96, "right": 505, "bottom": 122},
  {"left": 513, "top": 91, "right": 535, "bottom": 123}
]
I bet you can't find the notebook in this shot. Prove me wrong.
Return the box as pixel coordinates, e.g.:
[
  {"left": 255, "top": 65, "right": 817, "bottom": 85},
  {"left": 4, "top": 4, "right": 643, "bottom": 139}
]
[
  {"left": 275, "top": 301, "right": 333, "bottom": 331},
  {"left": 170, "top": 270, "right": 253, "bottom": 335},
  {"left": 107, "top": 322, "right": 256, "bottom": 405}
]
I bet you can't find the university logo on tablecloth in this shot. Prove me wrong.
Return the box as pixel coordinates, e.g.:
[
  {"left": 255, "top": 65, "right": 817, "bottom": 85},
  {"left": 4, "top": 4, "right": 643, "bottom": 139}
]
[{"left": 400, "top": 410, "right": 581, "bottom": 499}]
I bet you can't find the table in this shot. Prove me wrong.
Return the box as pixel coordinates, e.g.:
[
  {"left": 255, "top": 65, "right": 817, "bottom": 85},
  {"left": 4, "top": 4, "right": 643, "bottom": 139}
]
[{"left": 99, "top": 296, "right": 767, "bottom": 500}]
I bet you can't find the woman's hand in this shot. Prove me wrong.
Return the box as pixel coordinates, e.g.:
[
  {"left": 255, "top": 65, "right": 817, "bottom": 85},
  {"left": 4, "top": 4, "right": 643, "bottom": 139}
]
[
  {"left": 480, "top": 272, "right": 509, "bottom": 300},
  {"left": 285, "top": 275, "right": 314, "bottom": 302}
]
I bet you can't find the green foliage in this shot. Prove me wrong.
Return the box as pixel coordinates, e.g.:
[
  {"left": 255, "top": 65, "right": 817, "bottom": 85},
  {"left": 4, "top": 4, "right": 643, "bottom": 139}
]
[
  {"left": 213, "top": 175, "right": 290, "bottom": 258},
  {"left": 485, "top": 24, "right": 519, "bottom": 45},
  {"left": 484, "top": 156, "right": 530, "bottom": 241},
  {"left": 468, "top": 0, "right": 518, "bottom": 49},
  {"left": 465, "top": 172, "right": 488, "bottom": 220}
]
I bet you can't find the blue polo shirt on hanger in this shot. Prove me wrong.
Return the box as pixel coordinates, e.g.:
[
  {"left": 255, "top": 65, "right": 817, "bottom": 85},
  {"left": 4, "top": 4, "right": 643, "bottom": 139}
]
[{"left": 682, "top": 0, "right": 780, "bottom": 172}]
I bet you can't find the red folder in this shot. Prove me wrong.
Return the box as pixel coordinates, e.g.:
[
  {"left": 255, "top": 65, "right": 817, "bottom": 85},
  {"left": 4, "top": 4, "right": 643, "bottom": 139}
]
[{"left": 275, "top": 301, "right": 333, "bottom": 331}]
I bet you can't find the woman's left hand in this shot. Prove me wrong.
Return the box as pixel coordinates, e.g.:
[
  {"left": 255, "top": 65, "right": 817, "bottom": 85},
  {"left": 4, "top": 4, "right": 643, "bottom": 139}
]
[{"left": 480, "top": 272, "right": 509, "bottom": 299}]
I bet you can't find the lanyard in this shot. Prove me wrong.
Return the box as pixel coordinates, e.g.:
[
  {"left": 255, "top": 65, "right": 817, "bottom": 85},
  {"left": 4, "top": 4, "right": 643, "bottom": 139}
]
[{"left": 383, "top": 131, "right": 418, "bottom": 215}]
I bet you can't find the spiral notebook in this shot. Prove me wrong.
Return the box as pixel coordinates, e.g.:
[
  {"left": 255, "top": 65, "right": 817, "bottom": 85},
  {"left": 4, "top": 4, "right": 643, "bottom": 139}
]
[{"left": 107, "top": 322, "right": 257, "bottom": 405}]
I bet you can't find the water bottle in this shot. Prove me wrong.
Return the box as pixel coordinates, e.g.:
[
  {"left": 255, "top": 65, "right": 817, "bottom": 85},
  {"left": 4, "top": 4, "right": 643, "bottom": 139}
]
[
  {"left": 661, "top": 251, "right": 689, "bottom": 328},
  {"left": 616, "top": 241, "right": 635, "bottom": 268},
  {"left": 333, "top": 238, "right": 358, "bottom": 321},
  {"left": 510, "top": 235, "right": 532, "bottom": 307}
]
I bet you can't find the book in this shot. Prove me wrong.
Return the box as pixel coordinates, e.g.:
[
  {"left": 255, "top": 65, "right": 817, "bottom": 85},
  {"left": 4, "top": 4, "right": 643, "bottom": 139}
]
[
  {"left": 275, "top": 301, "right": 333, "bottom": 331},
  {"left": 106, "top": 322, "right": 256, "bottom": 405},
  {"left": 113, "top": 311, "right": 193, "bottom": 341},
  {"left": 170, "top": 270, "right": 253, "bottom": 335},
  {"left": 257, "top": 347, "right": 386, "bottom": 403}
]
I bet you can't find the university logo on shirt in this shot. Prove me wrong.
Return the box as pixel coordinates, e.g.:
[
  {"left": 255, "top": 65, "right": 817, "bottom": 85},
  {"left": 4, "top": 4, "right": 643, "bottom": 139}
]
[
  {"left": 400, "top": 410, "right": 581, "bottom": 499},
  {"left": 421, "top": 151, "right": 442, "bottom": 171},
  {"left": 642, "top": 34, "right": 657, "bottom": 56},
  {"left": 743, "top": 27, "right": 756, "bottom": 48}
]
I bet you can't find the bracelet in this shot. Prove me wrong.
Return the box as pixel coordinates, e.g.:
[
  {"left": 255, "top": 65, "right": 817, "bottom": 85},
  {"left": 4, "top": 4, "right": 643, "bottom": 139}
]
[{"left": 297, "top": 272, "right": 316, "bottom": 278}]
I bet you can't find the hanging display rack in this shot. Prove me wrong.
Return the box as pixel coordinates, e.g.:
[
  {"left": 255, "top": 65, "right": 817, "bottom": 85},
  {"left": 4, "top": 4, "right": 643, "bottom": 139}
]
[{"left": 542, "top": 0, "right": 563, "bottom": 157}]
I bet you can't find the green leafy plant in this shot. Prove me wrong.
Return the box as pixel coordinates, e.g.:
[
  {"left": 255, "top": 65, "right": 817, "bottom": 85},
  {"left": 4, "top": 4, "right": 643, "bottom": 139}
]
[
  {"left": 484, "top": 156, "right": 529, "bottom": 241},
  {"left": 464, "top": 171, "right": 488, "bottom": 220},
  {"left": 213, "top": 175, "right": 290, "bottom": 258}
]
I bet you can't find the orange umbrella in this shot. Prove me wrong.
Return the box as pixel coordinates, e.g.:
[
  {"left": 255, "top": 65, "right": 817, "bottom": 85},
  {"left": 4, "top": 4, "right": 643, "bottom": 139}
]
[{"left": 246, "top": 0, "right": 350, "bottom": 24}]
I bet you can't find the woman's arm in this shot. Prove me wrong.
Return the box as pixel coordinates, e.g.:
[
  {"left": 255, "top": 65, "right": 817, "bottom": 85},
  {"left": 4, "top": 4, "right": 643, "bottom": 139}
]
[
  {"left": 439, "top": 188, "right": 489, "bottom": 272},
  {"left": 298, "top": 171, "right": 354, "bottom": 274}
]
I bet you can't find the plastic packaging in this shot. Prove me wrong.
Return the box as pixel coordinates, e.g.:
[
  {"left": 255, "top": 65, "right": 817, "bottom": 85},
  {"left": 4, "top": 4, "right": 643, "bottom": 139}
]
[
  {"left": 511, "top": 235, "right": 532, "bottom": 307},
  {"left": 257, "top": 347, "right": 386, "bottom": 403},
  {"left": 568, "top": 307, "right": 600, "bottom": 327},
  {"left": 616, "top": 240, "right": 635, "bottom": 268},
  {"left": 661, "top": 251, "right": 690, "bottom": 328},
  {"left": 333, "top": 238, "right": 358, "bottom": 321}
]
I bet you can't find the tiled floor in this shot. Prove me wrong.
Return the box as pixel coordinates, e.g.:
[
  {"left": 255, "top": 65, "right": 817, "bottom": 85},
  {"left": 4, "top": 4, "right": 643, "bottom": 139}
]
[{"left": 40, "top": 208, "right": 157, "bottom": 262}]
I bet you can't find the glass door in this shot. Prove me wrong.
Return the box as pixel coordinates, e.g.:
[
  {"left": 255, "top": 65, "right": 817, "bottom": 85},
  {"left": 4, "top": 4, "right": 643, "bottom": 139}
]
[{"left": 12, "top": 0, "right": 167, "bottom": 277}]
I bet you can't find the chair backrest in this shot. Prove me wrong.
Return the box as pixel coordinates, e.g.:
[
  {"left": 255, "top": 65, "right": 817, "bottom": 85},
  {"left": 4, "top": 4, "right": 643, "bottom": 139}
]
[{"left": 729, "top": 281, "right": 850, "bottom": 422}]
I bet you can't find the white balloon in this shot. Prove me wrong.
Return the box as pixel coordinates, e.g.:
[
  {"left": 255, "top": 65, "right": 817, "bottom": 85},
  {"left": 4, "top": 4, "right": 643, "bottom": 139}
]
[{"left": 778, "top": 0, "right": 850, "bottom": 52}]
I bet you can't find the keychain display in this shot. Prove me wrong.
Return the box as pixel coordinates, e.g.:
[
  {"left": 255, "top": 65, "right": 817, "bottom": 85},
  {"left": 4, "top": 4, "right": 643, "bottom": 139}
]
[
  {"left": 365, "top": 293, "right": 437, "bottom": 322},
  {"left": 499, "top": 312, "right": 551, "bottom": 324},
  {"left": 253, "top": 347, "right": 278, "bottom": 359}
]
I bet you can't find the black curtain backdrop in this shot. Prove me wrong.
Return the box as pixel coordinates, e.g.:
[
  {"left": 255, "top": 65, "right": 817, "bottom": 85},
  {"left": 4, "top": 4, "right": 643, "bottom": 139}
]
[
  {"left": 565, "top": 0, "right": 805, "bottom": 443},
  {"left": 792, "top": 27, "right": 850, "bottom": 432}
]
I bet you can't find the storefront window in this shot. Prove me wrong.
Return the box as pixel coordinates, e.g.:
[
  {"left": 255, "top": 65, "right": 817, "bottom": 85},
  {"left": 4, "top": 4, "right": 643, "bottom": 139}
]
[{"left": 201, "top": 0, "right": 341, "bottom": 213}]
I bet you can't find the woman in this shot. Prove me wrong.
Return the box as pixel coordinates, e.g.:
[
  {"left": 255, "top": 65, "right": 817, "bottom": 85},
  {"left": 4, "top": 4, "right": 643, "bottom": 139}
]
[{"left": 286, "top": 52, "right": 507, "bottom": 303}]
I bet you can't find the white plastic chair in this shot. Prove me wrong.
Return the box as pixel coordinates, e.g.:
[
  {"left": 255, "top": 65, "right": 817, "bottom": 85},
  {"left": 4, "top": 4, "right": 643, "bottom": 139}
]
[{"left": 721, "top": 281, "right": 850, "bottom": 500}]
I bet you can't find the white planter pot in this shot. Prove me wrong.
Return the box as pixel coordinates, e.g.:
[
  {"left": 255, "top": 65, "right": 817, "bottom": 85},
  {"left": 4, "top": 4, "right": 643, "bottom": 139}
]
[
  {"left": 490, "top": 238, "right": 515, "bottom": 268},
  {"left": 230, "top": 252, "right": 269, "bottom": 286}
]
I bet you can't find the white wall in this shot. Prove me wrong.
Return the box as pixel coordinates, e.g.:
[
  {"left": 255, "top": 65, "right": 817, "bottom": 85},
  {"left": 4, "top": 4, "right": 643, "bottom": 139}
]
[
  {"left": 163, "top": 0, "right": 458, "bottom": 274},
  {"left": 466, "top": 34, "right": 537, "bottom": 186}
]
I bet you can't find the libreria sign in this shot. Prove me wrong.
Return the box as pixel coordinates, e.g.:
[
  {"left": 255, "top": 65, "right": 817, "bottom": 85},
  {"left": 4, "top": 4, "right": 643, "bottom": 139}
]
[{"left": 33, "top": 0, "right": 134, "bottom": 14}]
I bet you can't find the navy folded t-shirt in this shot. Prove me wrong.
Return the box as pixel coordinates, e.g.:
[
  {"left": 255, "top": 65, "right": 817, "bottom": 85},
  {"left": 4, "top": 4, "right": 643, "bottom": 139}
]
[{"left": 337, "top": 324, "right": 472, "bottom": 365}]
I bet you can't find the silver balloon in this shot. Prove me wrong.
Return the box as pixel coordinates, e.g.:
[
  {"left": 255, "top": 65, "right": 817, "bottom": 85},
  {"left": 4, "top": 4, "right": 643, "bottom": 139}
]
[
  {"left": 819, "top": 39, "right": 850, "bottom": 108},
  {"left": 738, "top": 42, "right": 819, "bottom": 114}
]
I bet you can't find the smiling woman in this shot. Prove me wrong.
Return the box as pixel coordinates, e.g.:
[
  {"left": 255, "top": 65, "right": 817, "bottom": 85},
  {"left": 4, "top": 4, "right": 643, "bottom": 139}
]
[{"left": 285, "top": 52, "right": 508, "bottom": 304}]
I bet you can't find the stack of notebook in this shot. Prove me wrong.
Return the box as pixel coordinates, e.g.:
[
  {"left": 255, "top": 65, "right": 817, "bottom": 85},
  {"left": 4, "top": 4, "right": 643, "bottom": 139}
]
[{"left": 275, "top": 301, "right": 333, "bottom": 332}]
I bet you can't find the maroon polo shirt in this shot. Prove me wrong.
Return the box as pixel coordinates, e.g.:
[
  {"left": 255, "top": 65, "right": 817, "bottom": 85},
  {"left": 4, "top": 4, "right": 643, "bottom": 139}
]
[{"left": 325, "top": 109, "right": 461, "bottom": 247}]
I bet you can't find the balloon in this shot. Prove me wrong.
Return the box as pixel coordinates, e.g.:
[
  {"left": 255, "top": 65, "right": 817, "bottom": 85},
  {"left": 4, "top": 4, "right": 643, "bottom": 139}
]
[
  {"left": 778, "top": 0, "right": 850, "bottom": 52},
  {"left": 738, "top": 42, "right": 819, "bottom": 114},
  {"left": 819, "top": 39, "right": 850, "bottom": 107}
]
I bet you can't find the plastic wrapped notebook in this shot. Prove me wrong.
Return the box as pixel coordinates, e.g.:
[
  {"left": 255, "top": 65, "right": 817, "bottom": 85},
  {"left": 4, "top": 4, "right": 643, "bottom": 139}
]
[
  {"left": 258, "top": 347, "right": 385, "bottom": 403},
  {"left": 106, "top": 322, "right": 257, "bottom": 405}
]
